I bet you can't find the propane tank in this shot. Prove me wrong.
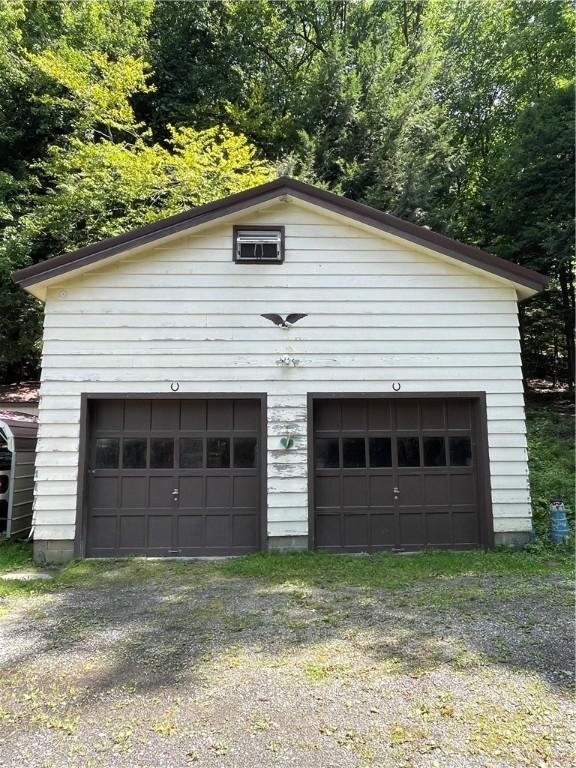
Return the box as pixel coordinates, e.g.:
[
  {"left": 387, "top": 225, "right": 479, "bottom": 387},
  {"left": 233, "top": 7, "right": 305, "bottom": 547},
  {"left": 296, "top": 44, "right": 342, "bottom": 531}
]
[{"left": 550, "top": 499, "right": 570, "bottom": 545}]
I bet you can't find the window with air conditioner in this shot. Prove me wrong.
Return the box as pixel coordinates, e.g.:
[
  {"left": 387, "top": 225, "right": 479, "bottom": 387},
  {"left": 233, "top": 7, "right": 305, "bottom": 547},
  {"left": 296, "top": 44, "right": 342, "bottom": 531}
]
[{"left": 233, "top": 227, "right": 284, "bottom": 263}]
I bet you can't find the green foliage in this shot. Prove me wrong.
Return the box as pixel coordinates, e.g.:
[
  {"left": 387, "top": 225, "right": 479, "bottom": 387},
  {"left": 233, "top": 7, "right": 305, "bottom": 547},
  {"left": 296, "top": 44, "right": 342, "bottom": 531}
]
[
  {"left": 494, "top": 84, "right": 575, "bottom": 388},
  {"left": 0, "top": 0, "right": 273, "bottom": 381},
  {"left": 0, "top": 0, "right": 574, "bottom": 386},
  {"left": 526, "top": 407, "right": 575, "bottom": 542},
  {"left": 28, "top": 45, "right": 154, "bottom": 137},
  {"left": 0, "top": 539, "right": 44, "bottom": 602},
  {"left": 0, "top": 538, "right": 34, "bottom": 571},
  {"left": 13, "top": 127, "right": 271, "bottom": 253},
  {"left": 0, "top": 119, "right": 271, "bottom": 379}
]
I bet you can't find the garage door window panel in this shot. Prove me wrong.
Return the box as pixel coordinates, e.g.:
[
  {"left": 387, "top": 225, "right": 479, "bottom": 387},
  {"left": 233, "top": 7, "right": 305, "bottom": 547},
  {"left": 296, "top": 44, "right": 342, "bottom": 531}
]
[
  {"left": 207, "top": 437, "right": 230, "bottom": 468},
  {"left": 150, "top": 438, "right": 174, "bottom": 468},
  {"left": 95, "top": 438, "right": 119, "bottom": 469},
  {"left": 448, "top": 436, "right": 472, "bottom": 466},
  {"left": 233, "top": 437, "right": 257, "bottom": 468},
  {"left": 368, "top": 437, "right": 392, "bottom": 467},
  {"left": 342, "top": 438, "right": 366, "bottom": 468},
  {"left": 179, "top": 438, "right": 203, "bottom": 468},
  {"left": 316, "top": 438, "right": 339, "bottom": 469},
  {"left": 123, "top": 438, "right": 147, "bottom": 469},
  {"left": 397, "top": 436, "right": 420, "bottom": 467},
  {"left": 423, "top": 436, "right": 446, "bottom": 467}
]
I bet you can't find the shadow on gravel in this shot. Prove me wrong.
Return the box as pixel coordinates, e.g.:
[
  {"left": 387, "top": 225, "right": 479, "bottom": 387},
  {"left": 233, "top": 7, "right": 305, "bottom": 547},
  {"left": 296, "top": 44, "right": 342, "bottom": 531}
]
[{"left": 1, "top": 562, "right": 573, "bottom": 714}]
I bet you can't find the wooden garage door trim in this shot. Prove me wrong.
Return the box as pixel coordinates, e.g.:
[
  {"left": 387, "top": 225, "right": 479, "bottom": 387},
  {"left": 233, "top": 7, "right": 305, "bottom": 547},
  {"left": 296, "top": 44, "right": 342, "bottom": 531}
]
[
  {"left": 75, "top": 393, "right": 267, "bottom": 558},
  {"left": 306, "top": 392, "right": 494, "bottom": 551}
]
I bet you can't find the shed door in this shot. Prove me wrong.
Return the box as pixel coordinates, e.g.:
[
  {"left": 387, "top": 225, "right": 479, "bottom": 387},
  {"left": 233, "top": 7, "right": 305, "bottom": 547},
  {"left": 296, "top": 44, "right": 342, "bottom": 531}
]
[
  {"left": 313, "top": 397, "right": 486, "bottom": 551},
  {"left": 85, "top": 398, "right": 262, "bottom": 557}
]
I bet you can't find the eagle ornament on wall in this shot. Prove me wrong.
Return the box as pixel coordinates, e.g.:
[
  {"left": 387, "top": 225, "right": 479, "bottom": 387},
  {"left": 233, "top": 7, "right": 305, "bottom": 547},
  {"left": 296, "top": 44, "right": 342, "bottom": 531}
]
[{"left": 261, "top": 313, "right": 308, "bottom": 329}]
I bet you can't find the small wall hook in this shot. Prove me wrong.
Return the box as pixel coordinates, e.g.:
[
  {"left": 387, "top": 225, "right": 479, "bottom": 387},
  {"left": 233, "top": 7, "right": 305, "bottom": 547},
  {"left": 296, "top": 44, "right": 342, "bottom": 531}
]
[{"left": 276, "top": 356, "right": 300, "bottom": 367}]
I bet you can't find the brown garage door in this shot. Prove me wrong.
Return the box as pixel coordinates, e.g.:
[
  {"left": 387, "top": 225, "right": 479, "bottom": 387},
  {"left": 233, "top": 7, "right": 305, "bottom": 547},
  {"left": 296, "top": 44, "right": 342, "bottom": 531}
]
[
  {"left": 312, "top": 397, "right": 490, "bottom": 551},
  {"left": 84, "top": 397, "right": 263, "bottom": 557}
]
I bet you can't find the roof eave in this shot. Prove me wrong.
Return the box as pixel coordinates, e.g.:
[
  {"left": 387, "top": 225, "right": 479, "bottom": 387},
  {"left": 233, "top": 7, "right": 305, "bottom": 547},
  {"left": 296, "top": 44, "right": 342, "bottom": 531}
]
[{"left": 12, "top": 176, "right": 548, "bottom": 298}]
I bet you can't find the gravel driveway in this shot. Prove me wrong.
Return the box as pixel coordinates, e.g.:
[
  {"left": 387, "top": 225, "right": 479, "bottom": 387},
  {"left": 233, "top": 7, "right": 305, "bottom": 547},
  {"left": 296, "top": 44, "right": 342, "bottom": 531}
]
[{"left": 0, "top": 560, "right": 573, "bottom": 767}]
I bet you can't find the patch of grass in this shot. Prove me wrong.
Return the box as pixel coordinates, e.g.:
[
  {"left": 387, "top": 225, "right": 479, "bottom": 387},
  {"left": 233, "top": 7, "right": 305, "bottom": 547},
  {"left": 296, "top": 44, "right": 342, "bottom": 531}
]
[
  {"left": 151, "top": 712, "right": 179, "bottom": 736},
  {"left": 53, "top": 558, "right": 222, "bottom": 590},
  {"left": 0, "top": 540, "right": 53, "bottom": 606},
  {"left": 0, "top": 576, "right": 53, "bottom": 606},
  {"left": 0, "top": 538, "right": 34, "bottom": 572},
  {"left": 219, "top": 549, "right": 573, "bottom": 589},
  {"left": 527, "top": 406, "right": 574, "bottom": 540},
  {"left": 0, "top": 534, "right": 572, "bottom": 620},
  {"left": 0, "top": 547, "right": 565, "bottom": 602},
  {"left": 303, "top": 661, "right": 350, "bottom": 681},
  {"left": 468, "top": 701, "right": 559, "bottom": 764}
]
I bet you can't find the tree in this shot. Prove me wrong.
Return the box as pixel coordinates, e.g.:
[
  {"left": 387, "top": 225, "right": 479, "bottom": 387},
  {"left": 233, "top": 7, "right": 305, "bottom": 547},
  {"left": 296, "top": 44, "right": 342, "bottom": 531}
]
[
  {"left": 493, "top": 84, "right": 575, "bottom": 392},
  {"left": 0, "top": 4, "right": 272, "bottom": 382},
  {"left": 0, "top": 0, "right": 573, "bottom": 389}
]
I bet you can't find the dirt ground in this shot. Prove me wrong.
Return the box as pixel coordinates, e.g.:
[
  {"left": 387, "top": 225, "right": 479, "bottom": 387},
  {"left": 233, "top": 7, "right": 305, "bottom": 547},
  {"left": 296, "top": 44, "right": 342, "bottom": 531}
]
[{"left": 0, "top": 561, "right": 573, "bottom": 767}]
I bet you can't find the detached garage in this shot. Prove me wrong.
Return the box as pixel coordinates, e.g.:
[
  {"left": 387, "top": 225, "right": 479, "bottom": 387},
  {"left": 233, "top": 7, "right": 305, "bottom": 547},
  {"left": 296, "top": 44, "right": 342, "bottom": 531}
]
[{"left": 12, "top": 177, "right": 546, "bottom": 562}]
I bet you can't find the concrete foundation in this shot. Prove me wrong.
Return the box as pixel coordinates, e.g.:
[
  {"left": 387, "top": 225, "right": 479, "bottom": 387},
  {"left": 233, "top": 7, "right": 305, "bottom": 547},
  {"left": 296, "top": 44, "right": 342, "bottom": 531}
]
[
  {"left": 267, "top": 535, "right": 309, "bottom": 552},
  {"left": 494, "top": 531, "right": 531, "bottom": 548},
  {"left": 34, "top": 539, "right": 75, "bottom": 564},
  {"left": 34, "top": 532, "right": 530, "bottom": 561}
]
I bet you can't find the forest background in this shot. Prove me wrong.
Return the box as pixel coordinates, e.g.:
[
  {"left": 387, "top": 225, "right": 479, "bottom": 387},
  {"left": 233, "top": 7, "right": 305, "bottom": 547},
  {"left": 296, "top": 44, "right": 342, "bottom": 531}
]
[{"left": 0, "top": 0, "right": 573, "bottom": 392}]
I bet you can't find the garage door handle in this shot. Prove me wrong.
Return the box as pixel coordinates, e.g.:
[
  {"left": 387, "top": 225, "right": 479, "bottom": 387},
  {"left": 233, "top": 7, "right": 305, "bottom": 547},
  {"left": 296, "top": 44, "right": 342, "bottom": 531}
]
[
  {"left": 171, "top": 489, "right": 179, "bottom": 501},
  {"left": 393, "top": 487, "right": 399, "bottom": 499}
]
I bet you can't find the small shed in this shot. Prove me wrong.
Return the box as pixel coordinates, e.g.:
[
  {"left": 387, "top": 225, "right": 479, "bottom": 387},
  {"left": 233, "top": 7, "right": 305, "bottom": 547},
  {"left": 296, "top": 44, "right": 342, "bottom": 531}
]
[{"left": 0, "top": 410, "right": 38, "bottom": 539}]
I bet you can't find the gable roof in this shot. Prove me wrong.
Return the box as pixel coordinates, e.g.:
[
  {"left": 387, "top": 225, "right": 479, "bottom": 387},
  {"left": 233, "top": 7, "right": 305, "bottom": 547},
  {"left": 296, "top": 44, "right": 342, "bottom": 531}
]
[{"left": 12, "top": 176, "right": 547, "bottom": 298}]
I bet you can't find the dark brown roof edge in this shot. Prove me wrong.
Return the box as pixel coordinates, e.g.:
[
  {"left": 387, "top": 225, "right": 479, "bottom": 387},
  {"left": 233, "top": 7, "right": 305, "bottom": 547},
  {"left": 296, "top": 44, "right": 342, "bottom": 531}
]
[
  {"left": 0, "top": 399, "right": 40, "bottom": 406},
  {"left": 12, "top": 176, "right": 547, "bottom": 295}
]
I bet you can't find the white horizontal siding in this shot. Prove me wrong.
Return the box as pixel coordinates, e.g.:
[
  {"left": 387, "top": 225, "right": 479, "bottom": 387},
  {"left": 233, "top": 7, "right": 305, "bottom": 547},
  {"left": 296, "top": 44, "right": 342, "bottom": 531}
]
[
  {"left": 42, "top": 339, "right": 521, "bottom": 353},
  {"left": 49, "top": 295, "right": 515, "bottom": 310},
  {"left": 33, "top": 198, "right": 532, "bottom": 542},
  {"left": 73, "top": 273, "right": 506, "bottom": 289},
  {"left": 40, "top": 356, "right": 523, "bottom": 371},
  {"left": 93, "top": 259, "right": 510, "bottom": 276},
  {"left": 44, "top": 313, "right": 521, "bottom": 329}
]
